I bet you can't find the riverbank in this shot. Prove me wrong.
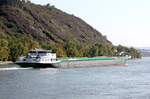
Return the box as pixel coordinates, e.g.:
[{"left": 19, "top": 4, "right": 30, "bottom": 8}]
[{"left": 0, "top": 61, "right": 13, "bottom": 65}]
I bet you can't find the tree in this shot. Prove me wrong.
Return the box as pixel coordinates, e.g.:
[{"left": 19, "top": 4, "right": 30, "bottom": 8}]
[
  {"left": 89, "top": 45, "right": 99, "bottom": 57},
  {"left": 64, "top": 41, "right": 80, "bottom": 57},
  {"left": 82, "top": 44, "right": 90, "bottom": 57},
  {"left": 9, "top": 42, "right": 24, "bottom": 61},
  {"left": 29, "top": 40, "right": 40, "bottom": 50},
  {"left": 0, "top": 39, "right": 9, "bottom": 61},
  {"left": 46, "top": 3, "right": 50, "bottom": 7},
  {"left": 129, "top": 47, "right": 141, "bottom": 59}
]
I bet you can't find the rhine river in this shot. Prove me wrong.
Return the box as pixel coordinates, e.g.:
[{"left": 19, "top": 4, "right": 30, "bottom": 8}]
[{"left": 0, "top": 57, "right": 150, "bottom": 99}]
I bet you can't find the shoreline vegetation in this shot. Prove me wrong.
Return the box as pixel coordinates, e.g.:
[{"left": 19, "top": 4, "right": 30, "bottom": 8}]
[
  {"left": 0, "top": 61, "right": 13, "bottom": 65},
  {"left": 0, "top": 38, "right": 141, "bottom": 62}
]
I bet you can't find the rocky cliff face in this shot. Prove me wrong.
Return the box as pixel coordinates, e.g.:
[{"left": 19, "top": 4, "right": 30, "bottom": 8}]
[{"left": 0, "top": 2, "right": 111, "bottom": 44}]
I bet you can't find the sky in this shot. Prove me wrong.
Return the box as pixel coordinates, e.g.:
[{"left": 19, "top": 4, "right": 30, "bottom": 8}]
[{"left": 31, "top": 0, "right": 150, "bottom": 47}]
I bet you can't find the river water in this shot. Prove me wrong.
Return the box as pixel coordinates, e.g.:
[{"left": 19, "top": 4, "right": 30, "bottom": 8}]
[{"left": 0, "top": 57, "right": 150, "bottom": 99}]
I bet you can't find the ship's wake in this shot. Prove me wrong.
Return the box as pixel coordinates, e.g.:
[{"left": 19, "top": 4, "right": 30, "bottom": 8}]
[
  {"left": 0, "top": 67, "right": 58, "bottom": 71},
  {"left": 0, "top": 67, "right": 32, "bottom": 71}
]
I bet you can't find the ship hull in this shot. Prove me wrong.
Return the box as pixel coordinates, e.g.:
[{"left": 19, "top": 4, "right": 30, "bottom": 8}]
[
  {"left": 52, "top": 59, "right": 127, "bottom": 68},
  {"left": 16, "top": 58, "right": 127, "bottom": 68},
  {"left": 16, "top": 63, "right": 56, "bottom": 68}
]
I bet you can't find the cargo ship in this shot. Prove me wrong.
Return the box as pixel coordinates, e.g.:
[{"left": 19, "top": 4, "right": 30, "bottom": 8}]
[{"left": 15, "top": 49, "right": 129, "bottom": 68}]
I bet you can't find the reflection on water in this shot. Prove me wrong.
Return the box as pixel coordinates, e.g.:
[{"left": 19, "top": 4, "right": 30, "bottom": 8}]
[{"left": 0, "top": 57, "right": 150, "bottom": 99}]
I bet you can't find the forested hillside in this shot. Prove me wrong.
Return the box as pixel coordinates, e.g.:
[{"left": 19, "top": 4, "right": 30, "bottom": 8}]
[{"left": 0, "top": 0, "right": 141, "bottom": 61}]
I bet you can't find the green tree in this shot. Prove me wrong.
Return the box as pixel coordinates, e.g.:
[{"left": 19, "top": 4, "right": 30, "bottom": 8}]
[
  {"left": 89, "top": 44, "right": 99, "bottom": 57},
  {"left": 9, "top": 42, "right": 24, "bottom": 61},
  {"left": 129, "top": 47, "right": 141, "bottom": 59},
  {"left": 29, "top": 40, "right": 40, "bottom": 50},
  {"left": 117, "top": 45, "right": 125, "bottom": 53},
  {"left": 0, "top": 39, "right": 9, "bottom": 61},
  {"left": 64, "top": 41, "right": 80, "bottom": 57}
]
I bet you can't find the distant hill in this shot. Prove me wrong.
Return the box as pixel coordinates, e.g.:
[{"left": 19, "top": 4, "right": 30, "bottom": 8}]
[{"left": 0, "top": 0, "right": 111, "bottom": 44}]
